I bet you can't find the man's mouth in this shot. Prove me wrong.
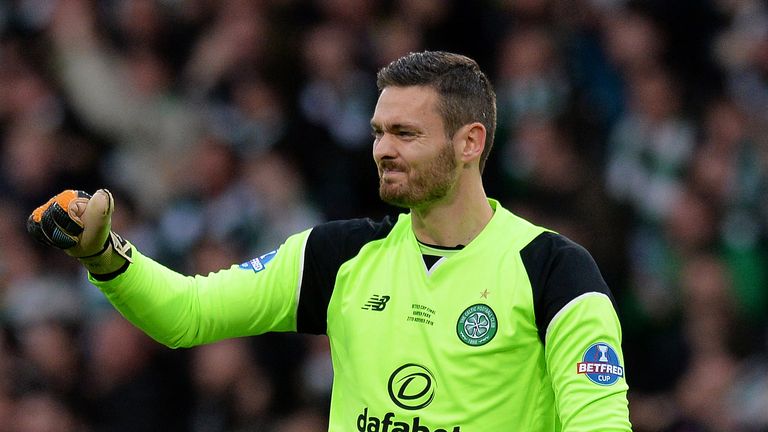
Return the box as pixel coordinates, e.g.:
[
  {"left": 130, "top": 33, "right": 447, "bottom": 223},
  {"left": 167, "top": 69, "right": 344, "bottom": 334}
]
[
  {"left": 380, "top": 166, "right": 405, "bottom": 180},
  {"left": 379, "top": 161, "right": 405, "bottom": 174}
]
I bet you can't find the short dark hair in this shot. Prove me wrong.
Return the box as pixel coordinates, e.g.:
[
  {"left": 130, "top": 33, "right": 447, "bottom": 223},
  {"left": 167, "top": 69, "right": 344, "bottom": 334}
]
[{"left": 376, "top": 51, "right": 497, "bottom": 173}]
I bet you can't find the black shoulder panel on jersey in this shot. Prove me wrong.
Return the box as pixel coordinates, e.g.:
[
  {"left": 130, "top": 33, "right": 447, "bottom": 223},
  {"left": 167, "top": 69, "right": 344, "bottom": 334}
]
[
  {"left": 297, "top": 216, "right": 397, "bottom": 334},
  {"left": 520, "top": 232, "right": 617, "bottom": 345}
]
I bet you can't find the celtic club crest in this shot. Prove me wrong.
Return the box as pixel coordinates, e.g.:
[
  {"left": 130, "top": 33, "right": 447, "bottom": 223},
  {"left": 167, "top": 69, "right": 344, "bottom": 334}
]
[{"left": 456, "top": 304, "right": 498, "bottom": 346}]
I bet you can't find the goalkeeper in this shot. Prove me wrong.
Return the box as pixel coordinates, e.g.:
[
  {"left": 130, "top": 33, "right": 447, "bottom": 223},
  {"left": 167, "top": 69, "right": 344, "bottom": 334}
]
[{"left": 27, "top": 51, "right": 631, "bottom": 431}]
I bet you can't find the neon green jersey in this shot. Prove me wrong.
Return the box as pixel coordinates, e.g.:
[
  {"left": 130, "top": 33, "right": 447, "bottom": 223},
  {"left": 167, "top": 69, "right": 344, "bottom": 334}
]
[{"left": 92, "top": 199, "right": 631, "bottom": 431}]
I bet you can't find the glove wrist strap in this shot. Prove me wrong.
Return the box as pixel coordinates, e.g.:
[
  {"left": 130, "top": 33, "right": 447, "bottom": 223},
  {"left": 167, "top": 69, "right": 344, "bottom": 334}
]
[
  {"left": 77, "top": 232, "right": 133, "bottom": 276},
  {"left": 76, "top": 238, "right": 111, "bottom": 260}
]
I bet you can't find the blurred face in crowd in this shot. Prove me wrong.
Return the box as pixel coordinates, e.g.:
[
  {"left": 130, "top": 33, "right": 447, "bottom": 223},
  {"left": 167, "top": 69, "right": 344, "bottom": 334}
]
[{"left": 371, "top": 86, "right": 459, "bottom": 209}]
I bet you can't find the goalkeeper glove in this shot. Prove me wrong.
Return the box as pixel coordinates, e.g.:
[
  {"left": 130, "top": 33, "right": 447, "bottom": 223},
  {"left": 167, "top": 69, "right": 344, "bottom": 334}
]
[{"left": 27, "top": 189, "right": 132, "bottom": 276}]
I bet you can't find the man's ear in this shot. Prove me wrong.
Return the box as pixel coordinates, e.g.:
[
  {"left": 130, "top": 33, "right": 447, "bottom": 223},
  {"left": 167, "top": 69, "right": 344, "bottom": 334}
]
[{"left": 458, "top": 122, "right": 486, "bottom": 165}]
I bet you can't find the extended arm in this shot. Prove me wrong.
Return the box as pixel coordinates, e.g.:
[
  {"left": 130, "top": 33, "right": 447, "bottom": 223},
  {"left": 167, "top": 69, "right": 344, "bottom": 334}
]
[
  {"left": 91, "top": 236, "right": 307, "bottom": 348},
  {"left": 27, "top": 189, "right": 308, "bottom": 348}
]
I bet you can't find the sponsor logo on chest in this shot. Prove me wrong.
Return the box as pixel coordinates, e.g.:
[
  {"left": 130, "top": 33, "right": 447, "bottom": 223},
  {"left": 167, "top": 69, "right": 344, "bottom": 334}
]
[{"left": 356, "top": 363, "right": 461, "bottom": 432}]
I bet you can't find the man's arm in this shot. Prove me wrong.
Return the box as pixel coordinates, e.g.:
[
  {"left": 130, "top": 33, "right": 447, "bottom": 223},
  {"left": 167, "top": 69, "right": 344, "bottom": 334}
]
[
  {"left": 91, "top": 234, "right": 308, "bottom": 348},
  {"left": 27, "top": 189, "right": 309, "bottom": 348},
  {"left": 545, "top": 293, "right": 631, "bottom": 430},
  {"left": 522, "top": 232, "right": 632, "bottom": 431}
]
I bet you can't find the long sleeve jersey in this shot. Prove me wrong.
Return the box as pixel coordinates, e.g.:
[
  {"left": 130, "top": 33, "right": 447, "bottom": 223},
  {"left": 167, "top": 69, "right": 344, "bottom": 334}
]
[{"left": 91, "top": 199, "right": 631, "bottom": 431}]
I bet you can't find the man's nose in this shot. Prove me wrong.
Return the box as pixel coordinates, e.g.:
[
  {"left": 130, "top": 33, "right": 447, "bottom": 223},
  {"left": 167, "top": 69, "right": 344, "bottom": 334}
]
[{"left": 373, "top": 133, "right": 397, "bottom": 160}]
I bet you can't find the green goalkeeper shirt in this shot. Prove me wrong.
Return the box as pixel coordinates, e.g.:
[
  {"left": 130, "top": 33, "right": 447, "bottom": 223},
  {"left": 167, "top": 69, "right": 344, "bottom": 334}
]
[{"left": 92, "top": 199, "right": 631, "bottom": 431}]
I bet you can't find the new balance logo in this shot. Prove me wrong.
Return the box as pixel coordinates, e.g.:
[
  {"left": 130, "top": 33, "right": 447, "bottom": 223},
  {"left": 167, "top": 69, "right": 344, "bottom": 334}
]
[{"left": 362, "top": 295, "right": 391, "bottom": 311}]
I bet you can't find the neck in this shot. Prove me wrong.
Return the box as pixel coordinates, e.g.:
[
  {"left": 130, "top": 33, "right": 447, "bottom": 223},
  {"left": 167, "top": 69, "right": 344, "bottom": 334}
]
[{"left": 410, "top": 179, "right": 494, "bottom": 247}]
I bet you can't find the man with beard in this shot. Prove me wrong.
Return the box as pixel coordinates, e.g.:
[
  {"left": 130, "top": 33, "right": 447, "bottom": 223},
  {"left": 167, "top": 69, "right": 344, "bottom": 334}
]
[{"left": 27, "top": 51, "right": 631, "bottom": 431}]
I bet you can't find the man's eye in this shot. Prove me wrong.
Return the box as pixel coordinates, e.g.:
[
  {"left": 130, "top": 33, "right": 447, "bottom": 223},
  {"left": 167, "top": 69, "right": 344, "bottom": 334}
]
[
  {"left": 398, "top": 131, "right": 416, "bottom": 138},
  {"left": 372, "top": 130, "right": 383, "bottom": 139}
]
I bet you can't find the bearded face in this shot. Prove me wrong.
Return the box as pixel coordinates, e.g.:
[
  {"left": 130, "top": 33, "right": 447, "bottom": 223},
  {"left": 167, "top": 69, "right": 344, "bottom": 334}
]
[
  {"left": 371, "top": 86, "right": 462, "bottom": 210},
  {"left": 378, "top": 138, "right": 458, "bottom": 209}
]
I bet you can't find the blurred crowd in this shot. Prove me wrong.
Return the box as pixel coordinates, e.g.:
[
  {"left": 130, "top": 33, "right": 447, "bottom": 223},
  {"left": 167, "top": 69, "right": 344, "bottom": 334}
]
[{"left": 0, "top": 0, "right": 766, "bottom": 431}]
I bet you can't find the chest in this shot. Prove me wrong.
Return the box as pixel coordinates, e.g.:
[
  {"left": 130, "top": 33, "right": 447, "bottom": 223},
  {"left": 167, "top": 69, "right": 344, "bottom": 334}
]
[{"left": 326, "top": 246, "right": 541, "bottom": 368}]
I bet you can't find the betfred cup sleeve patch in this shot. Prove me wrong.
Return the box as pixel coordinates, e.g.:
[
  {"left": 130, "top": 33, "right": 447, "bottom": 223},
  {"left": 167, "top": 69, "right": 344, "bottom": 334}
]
[
  {"left": 239, "top": 249, "right": 278, "bottom": 273},
  {"left": 577, "top": 342, "right": 624, "bottom": 385}
]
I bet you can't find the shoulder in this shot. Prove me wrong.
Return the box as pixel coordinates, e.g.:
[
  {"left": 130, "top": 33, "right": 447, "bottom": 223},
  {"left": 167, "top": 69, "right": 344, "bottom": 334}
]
[
  {"left": 307, "top": 216, "right": 399, "bottom": 256},
  {"left": 297, "top": 215, "right": 400, "bottom": 335},
  {"left": 521, "top": 232, "right": 597, "bottom": 271},
  {"left": 520, "top": 232, "right": 616, "bottom": 343},
  {"left": 303, "top": 215, "right": 402, "bottom": 274},
  {"left": 521, "top": 231, "right": 609, "bottom": 296},
  {"left": 310, "top": 216, "right": 398, "bottom": 243}
]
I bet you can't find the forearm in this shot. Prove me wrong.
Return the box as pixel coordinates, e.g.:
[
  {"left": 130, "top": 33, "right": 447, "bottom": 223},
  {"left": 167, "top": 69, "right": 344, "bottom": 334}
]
[{"left": 90, "top": 245, "right": 301, "bottom": 348}]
